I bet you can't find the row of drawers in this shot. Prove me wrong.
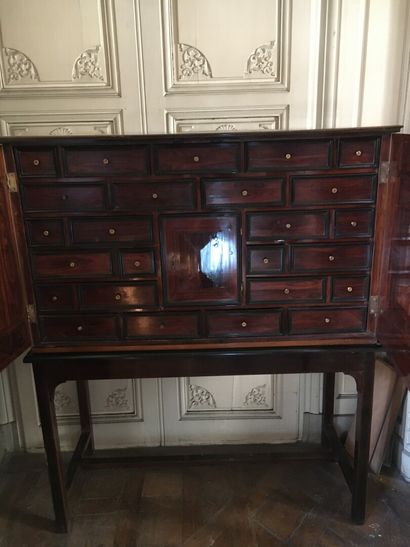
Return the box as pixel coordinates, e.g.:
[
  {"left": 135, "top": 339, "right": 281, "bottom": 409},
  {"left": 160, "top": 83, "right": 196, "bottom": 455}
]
[
  {"left": 15, "top": 137, "right": 379, "bottom": 177},
  {"left": 21, "top": 175, "right": 377, "bottom": 212},
  {"left": 35, "top": 276, "right": 369, "bottom": 311},
  {"left": 30, "top": 244, "right": 371, "bottom": 279},
  {"left": 38, "top": 307, "right": 368, "bottom": 342}
]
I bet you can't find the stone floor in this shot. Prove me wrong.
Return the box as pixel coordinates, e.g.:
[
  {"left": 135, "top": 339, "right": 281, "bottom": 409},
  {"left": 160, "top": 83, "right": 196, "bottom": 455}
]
[{"left": 0, "top": 452, "right": 409, "bottom": 546}]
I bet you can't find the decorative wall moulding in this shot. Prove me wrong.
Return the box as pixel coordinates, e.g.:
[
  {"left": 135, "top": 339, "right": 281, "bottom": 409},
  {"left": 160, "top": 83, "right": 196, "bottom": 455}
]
[
  {"left": 0, "top": 0, "right": 120, "bottom": 97},
  {"left": 162, "top": 0, "right": 290, "bottom": 94},
  {"left": 0, "top": 110, "right": 123, "bottom": 137},
  {"left": 166, "top": 106, "right": 289, "bottom": 133}
]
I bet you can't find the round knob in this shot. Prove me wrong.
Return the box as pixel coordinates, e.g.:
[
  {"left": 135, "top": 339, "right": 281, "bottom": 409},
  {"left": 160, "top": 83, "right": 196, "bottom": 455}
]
[
  {"left": 103, "top": 158, "right": 109, "bottom": 165},
  {"left": 355, "top": 150, "right": 362, "bottom": 157},
  {"left": 241, "top": 321, "right": 247, "bottom": 328},
  {"left": 61, "top": 194, "right": 68, "bottom": 200},
  {"left": 324, "top": 317, "right": 331, "bottom": 324},
  {"left": 33, "top": 159, "right": 40, "bottom": 166},
  {"left": 240, "top": 190, "right": 248, "bottom": 197},
  {"left": 350, "top": 221, "right": 358, "bottom": 227},
  {"left": 114, "top": 293, "right": 121, "bottom": 301},
  {"left": 193, "top": 155, "right": 200, "bottom": 162},
  {"left": 76, "top": 325, "right": 83, "bottom": 332},
  {"left": 285, "top": 223, "right": 292, "bottom": 229},
  {"left": 159, "top": 323, "right": 165, "bottom": 329},
  {"left": 283, "top": 288, "right": 290, "bottom": 295},
  {"left": 51, "top": 295, "right": 58, "bottom": 302},
  {"left": 263, "top": 257, "right": 269, "bottom": 264},
  {"left": 328, "top": 255, "right": 335, "bottom": 262},
  {"left": 42, "top": 230, "right": 50, "bottom": 237},
  {"left": 69, "top": 261, "right": 76, "bottom": 268},
  {"left": 347, "top": 286, "right": 353, "bottom": 293},
  {"left": 331, "top": 187, "right": 338, "bottom": 194},
  {"left": 285, "top": 153, "right": 292, "bottom": 160},
  {"left": 152, "top": 193, "right": 158, "bottom": 199},
  {"left": 108, "top": 228, "right": 116, "bottom": 235},
  {"left": 134, "top": 260, "right": 141, "bottom": 268}
]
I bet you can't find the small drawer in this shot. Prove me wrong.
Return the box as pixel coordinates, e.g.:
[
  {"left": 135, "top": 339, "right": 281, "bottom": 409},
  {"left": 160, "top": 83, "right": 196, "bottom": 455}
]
[
  {"left": 26, "top": 220, "right": 64, "bottom": 246},
  {"left": 33, "top": 252, "right": 112, "bottom": 278},
  {"left": 113, "top": 182, "right": 195, "bottom": 211},
  {"left": 248, "top": 278, "right": 325, "bottom": 304},
  {"left": 72, "top": 217, "right": 153, "bottom": 244},
  {"left": 121, "top": 251, "right": 155, "bottom": 275},
  {"left": 155, "top": 144, "right": 240, "bottom": 174},
  {"left": 63, "top": 146, "right": 148, "bottom": 176},
  {"left": 292, "top": 175, "right": 376, "bottom": 205},
  {"left": 206, "top": 310, "right": 281, "bottom": 337},
  {"left": 36, "top": 285, "right": 75, "bottom": 311},
  {"left": 247, "top": 211, "right": 328, "bottom": 241},
  {"left": 247, "top": 247, "right": 284, "bottom": 274},
  {"left": 22, "top": 185, "right": 105, "bottom": 212},
  {"left": 291, "top": 244, "right": 371, "bottom": 272},
  {"left": 40, "top": 315, "right": 118, "bottom": 341},
  {"left": 15, "top": 148, "right": 57, "bottom": 176},
  {"left": 334, "top": 209, "right": 374, "bottom": 238},
  {"left": 126, "top": 313, "right": 199, "bottom": 338},
  {"left": 202, "top": 178, "right": 284, "bottom": 207},
  {"left": 79, "top": 283, "right": 157, "bottom": 308},
  {"left": 246, "top": 140, "right": 331, "bottom": 171},
  {"left": 338, "top": 138, "right": 378, "bottom": 167},
  {"left": 331, "top": 276, "right": 370, "bottom": 302},
  {"left": 289, "top": 308, "right": 367, "bottom": 334}
]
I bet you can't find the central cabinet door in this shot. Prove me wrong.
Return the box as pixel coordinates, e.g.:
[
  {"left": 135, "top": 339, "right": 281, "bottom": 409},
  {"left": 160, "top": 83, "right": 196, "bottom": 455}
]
[{"left": 161, "top": 215, "right": 240, "bottom": 305}]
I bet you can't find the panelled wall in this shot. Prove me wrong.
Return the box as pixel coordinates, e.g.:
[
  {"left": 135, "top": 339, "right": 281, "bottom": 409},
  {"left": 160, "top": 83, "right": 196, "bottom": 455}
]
[{"left": 0, "top": 0, "right": 409, "bottom": 450}]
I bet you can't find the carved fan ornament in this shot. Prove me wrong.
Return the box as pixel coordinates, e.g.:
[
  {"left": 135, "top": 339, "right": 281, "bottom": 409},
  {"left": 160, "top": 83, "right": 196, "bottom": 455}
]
[
  {"left": 72, "top": 45, "right": 104, "bottom": 81},
  {"left": 4, "top": 47, "right": 39, "bottom": 82},
  {"left": 188, "top": 384, "right": 217, "bottom": 409},
  {"left": 216, "top": 124, "right": 237, "bottom": 132},
  {"left": 246, "top": 41, "right": 277, "bottom": 77},
  {"left": 49, "top": 127, "right": 73, "bottom": 136},
  {"left": 178, "top": 43, "right": 212, "bottom": 79}
]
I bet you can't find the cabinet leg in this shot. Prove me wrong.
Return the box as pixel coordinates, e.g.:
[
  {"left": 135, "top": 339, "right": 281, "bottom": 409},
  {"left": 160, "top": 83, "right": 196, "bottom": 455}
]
[
  {"left": 322, "top": 372, "right": 335, "bottom": 449},
  {"left": 76, "top": 380, "right": 94, "bottom": 454},
  {"left": 33, "top": 364, "right": 69, "bottom": 533},
  {"left": 351, "top": 358, "right": 375, "bottom": 524}
]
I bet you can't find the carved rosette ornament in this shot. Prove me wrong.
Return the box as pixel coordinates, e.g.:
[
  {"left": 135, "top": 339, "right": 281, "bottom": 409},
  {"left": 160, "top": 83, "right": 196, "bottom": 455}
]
[
  {"left": 246, "top": 41, "right": 277, "bottom": 77},
  {"left": 244, "top": 384, "right": 268, "bottom": 407},
  {"left": 105, "top": 387, "right": 129, "bottom": 410},
  {"left": 188, "top": 384, "right": 217, "bottom": 409},
  {"left": 4, "top": 48, "right": 39, "bottom": 83},
  {"left": 178, "top": 43, "right": 212, "bottom": 79},
  {"left": 54, "top": 389, "right": 72, "bottom": 412},
  {"left": 72, "top": 45, "right": 104, "bottom": 81}
]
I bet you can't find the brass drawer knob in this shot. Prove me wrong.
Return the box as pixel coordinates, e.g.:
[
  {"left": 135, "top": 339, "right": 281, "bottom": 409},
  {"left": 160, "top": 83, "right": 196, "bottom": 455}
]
[
  {"left": 324, "top": 317, "right": 331, "bottom": 324},
  {"left": 108, "top": 228, "right": 116, "bottom": 235},
  {"left": 134, "top": 260, "right": 141, "bottom": 267},
  {"left": 152, "top": 193, "right": 158, "bottom": 199},
  {"left": 51, "top": 295, "right": 58, "bottom": 302},
  {"left": 263, "top": 257, "right": 269, "bottom": 264},
  {"left": 193, "top": 155, "right": 200, "bottom": 162},
  {"left": 33, "top": 159, "right": 40, "bottom": 166},
  {"left": 355, "top": 150, "right": 362, "bottom": 157},
  {"left": 328, "top": 255, "right": 335, "bottom": 262},
  {"left": 285, "top": 223, "right": 292, "bottom": 229},
  {"left": 241, "top": 321, "right": 247, "bottom": 327},
  {"left": 331, "top": 187, "right": 338, "bottom": 194},
  {"left": 115, "top": 293, "right": 121, "bottom": 301},
  {"left": 76, "top": 325, "right": 83, "bottom": 332},
  {"left": 350, "top": 221, "right": 358, "bottom": 227},
  {"left": 69, "top": 261, "right": 76, "bottom": 268},
  {"left": 42, "top": 230, "right": 50, "bottom": 237},
  {"left": 61, "top": 194, "right": 68, "bottom": 200},
  {"left": 347, "top": 286, "right": 353, "bottom": 292},
  {"left": 283, "top": 288, "right": 290, "bottom": 295},
  {"left": 285, "top": 153, "right": 292, "bottom": 159},
  {"left": 103, "top": 158, "right": 109, "bottom": 165}
]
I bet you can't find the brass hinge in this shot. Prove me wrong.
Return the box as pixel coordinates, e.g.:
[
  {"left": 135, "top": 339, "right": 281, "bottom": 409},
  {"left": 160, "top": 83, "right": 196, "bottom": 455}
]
[
  {"left": 26, "top": 304, "right": 37, "bottom": 324},
  {"left": 369, "top": 295, "right": 381, "bottom": 315},
  {"left": 379, "top": 161, "right": 397, "bottom": 184},
  {"left": 6, "top": 172, "right": 18, "bottom": 192}
]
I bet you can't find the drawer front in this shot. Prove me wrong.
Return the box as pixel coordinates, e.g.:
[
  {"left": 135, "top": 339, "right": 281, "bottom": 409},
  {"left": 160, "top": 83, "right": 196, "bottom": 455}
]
[
  {"left": 207, "top": 310, "right": 281, "bottom": 337},
  {"left": 113, "top": 182, "right": 195, "bottom": 211},
  {"left": 40, "top": 315, "right": 118, "bottom": 341},
  {"left": 26, "top": 220, "right": 64, "bottom": 246},
  {"left": 155, "top": 144, "right": 240, "bottom": 173},
  {"left": 247, "top": 211, "right": 328, "bottom": 241},
  {"left": 331, "top": 276, "right": 369, "bottom": 301},
  {"left": 16, "top": 148, "right": 57, "bottom": 176},
  {"left": 292, "top": 175, "right": 376, "bottom": 205},
  {"left": 64, "top": 146, "right": 148, "bottom": 176},
  {"left": 203, "top": 178, "right": 284, "bottom": 207},
  {"left": 80, "top": 283, "right": 157, "bottom": 308},
  {"left": 121, "top": 251, "right": 155, "bottom": 275},
  {"left": 334, "top": 209, "right": 374, "bottom": 238},
  {"left": 126, "top": 313, "right": 199, "bottom": 338},
  {"left": 72, "top": 217, "right": 153, "bottom": 244},
  {"left": 22, "top": 185, "right": 105, "bottom": 212},
  {"left": 248, "top": 278, "right": 325, "bottom": 304},
  {"left": 36, "top": 285, "right": 75, "bottom": 311},
  {"left": 247, "top": 140, "right": 331, "bottom": 171},
  {"left": 291, "top": 244, "right": 371, "bottom": 272},
  {"left": 338, "top": 138, "right": 378, "bottom": 167},
  {"left": 247, "top": 247, "right": 284, "bottom": 274},
  {"left": 33, "top": 252, "right": 112, "bottom": 278},
  {"left": 289, "top": 308, "right": 367, "bottom": 334}
]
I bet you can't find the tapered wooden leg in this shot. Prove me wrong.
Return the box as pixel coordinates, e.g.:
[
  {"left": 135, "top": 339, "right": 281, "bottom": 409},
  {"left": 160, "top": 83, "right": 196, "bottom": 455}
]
[
  {"left": 33, "top": 364, "right": 69, "bottom": 533},
  {"left": 76, "top": 380, "right": 94, "bottom": 454},
  {"left": 322, "top": 372, "right": 335, "bottom": 448},
  {"left": 351, "top": 357, "right": 375, "bottom": 524}
]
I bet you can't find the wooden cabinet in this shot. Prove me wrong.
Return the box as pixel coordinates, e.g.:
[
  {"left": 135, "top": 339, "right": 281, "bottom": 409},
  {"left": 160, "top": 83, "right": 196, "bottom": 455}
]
[{"left": 0, "top": 127, "right": 409, "bottom": 387}]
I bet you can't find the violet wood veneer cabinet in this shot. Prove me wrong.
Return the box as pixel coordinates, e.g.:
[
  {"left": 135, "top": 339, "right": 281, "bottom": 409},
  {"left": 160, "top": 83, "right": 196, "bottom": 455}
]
[{"left": 1, "top": 127, "right": 410, "bottom": 531}]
